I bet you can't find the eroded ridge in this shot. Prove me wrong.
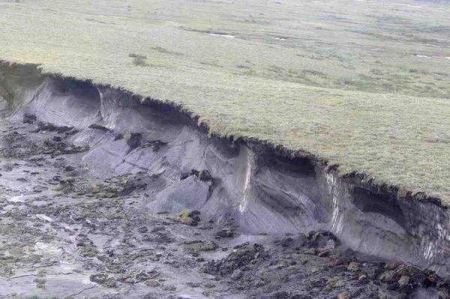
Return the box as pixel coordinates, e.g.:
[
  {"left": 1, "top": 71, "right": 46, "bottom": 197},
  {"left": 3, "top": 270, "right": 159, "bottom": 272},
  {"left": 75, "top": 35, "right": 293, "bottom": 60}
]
[{"left": 0, "top": 64, "right": 449, "bottom": 297}]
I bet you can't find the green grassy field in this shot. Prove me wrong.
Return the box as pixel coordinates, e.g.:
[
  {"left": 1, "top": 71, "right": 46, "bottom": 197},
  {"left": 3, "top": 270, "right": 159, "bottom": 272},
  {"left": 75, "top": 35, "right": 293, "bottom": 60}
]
[{"left": 0, "top": 0, "right": 449, "bottom": 203}]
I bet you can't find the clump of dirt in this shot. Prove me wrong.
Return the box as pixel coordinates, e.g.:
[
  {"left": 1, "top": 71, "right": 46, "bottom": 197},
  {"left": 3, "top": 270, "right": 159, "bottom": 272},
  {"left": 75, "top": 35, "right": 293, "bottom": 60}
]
[
  {"left": 90, "top": 273, "right": 117, "bottom": 288},
  {"left": 215, "top": 228, "right": 234, "bottom": 239},
  {"left": 1, "top": 120, "right": 87, "bottom": 159},
  {"left": 177, "top": 209, "right": 201, "bottom": 226},
  {"left": 184, "top": 240, "right": 218, "bottom": 256},
  {"left": 204, "top": 242, "right": 266, "bottom": 275}
]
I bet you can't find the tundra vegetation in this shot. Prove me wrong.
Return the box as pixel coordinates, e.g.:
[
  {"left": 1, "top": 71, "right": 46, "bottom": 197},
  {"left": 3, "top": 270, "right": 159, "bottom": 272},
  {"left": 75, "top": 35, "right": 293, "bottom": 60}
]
[{"left": 0, "top": 0, "right": 449, "bottom": 202}]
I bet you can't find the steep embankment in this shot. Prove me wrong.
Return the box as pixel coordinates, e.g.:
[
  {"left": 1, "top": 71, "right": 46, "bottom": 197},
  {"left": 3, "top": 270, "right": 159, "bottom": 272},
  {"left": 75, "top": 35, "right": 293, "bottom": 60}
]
[
  {"left": 1, "top": 63, "right": 449, "bottom": 281},
  {"left": 1, "top": 0, "right": 450, "bottom": 205}
]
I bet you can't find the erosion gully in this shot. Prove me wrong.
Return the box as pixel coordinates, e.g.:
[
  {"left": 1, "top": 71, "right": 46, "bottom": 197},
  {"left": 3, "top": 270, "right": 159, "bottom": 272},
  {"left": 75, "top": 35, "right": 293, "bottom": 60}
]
[{"left": 0, "top": 63, "right": 449, "bottom": 298}]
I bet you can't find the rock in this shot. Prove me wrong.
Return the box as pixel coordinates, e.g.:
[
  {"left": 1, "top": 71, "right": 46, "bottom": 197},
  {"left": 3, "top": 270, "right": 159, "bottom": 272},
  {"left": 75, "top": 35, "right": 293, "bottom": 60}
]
[
  {"left": 306, "top": 231, "right": 339, "bottom": 249},
  {"left": 162, "top": 284, "right": 176, "bottom": 291},
  {"left": 377, "top": 290, "right": 390, "bottom": 299},
  {"left": 379, "top": 270, "right": 395, "bottom": 283},
  {"left": 392, "top": 264, "right": 414, "bottom": 283},
  {"left": 385, "top": 261, "right": 401, "bottom": 270},
  {"left": 231, "top": 269, "right": 243, "bottom": 280},
  {"left": 347, "top": 262, "right": 360, "bottom": 272},
  {"left": 328, "top": 258, "right": 345, "bottom": 267},
  {"left": 325, "top": 277, "right": 344, "bottom": 290},
  {"left": 178, "top": 209, "right": 201, "bottom": 226},
  {"left": 150, "top": 226, "right": 165, "bottom": 233},
  {"left": 146, "top": 279, "right": 161, "bottom": 287},
  {"left": 34, "top": 277, "right": 46, "bottom": 289},
  {"left": 89, "top": 124, "right": 112, "bottom": 132},
  {"left": 76, "top": 235, "right": 98, "bottom": 257},
  {"left": 184, "top": 240, "right": 218, "bottom": 255},
  {"left": 268, "top": 291, "right": 291, "bottom": 299},
  {"left": 198, "top": 170, "right": 214, "bottom": 182},
  {"left": 337, "top": 292, "right": 349, "bottom": 299},
  {"left": 203, "top": 243, "right": 265, "bottom": 276},
  {"left": 186, "top": 281, "right": 201, "bottom": 288},
  {"left": 118, "top": 176, "right": 147, "bottom": 196},
  {"left": 64, "top": 165, "right": 75, "bottom": 172},
  {"left": 280, "top": 237, "right": 294, "bottom": 248},
  {"left": 317, "top": 248, "right": 331, "bottom": 257},
  {"left": 138, "top": 226, "right": 148, "bottom": 233},
  {"left": 215, "top": 228, "right": 234, "bottom": 239},
  {"left": 358, "top": 274, "right": 368, "bottom": 282},
  {"left": 304, "top": 248, "right": 316, "bottom": 255},
  {"left": 126, "top": 133, "right": 142, "bottom": 152},
  {"left": 398, "top": 275, "right": 410, "bottom": 287},
  {"left": 135, "top": 271, "right": 151, "bottom": 282},
  {"left": 36, "top": 121, "right": 73, "bottom": 133},
  {"left": 90, "top": 273, "right": 117, "bottom": 288},
  {"left": 424, "top": 273, "right": 439, "bottom": 287},
  {"left": 142, "top": 140, "right": 167, "bottom": 152},
  {"left": 143, "top": 231, "right": 174, "bottom": 244},
  {"left": 23, "top": 113, "right": 37, "bottom": 124},
  {"left": 186, "top": 169, "right": 214, "bottom": 183},
  {"left": 204, "top": 282, "right": 216, "bottom": 289}
]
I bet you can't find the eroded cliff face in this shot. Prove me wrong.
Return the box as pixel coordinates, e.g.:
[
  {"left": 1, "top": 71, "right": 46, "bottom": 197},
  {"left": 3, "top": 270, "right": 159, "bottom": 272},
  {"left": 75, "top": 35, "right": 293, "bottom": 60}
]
[{"left": 0, "top": 63, "right": 450, "bottom": 297}]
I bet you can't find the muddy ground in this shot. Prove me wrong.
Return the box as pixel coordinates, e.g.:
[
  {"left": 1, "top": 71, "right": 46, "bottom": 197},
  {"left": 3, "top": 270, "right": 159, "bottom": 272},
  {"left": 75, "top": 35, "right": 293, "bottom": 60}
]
[{"left": 0, "top": 116, "right": 449, "bottom": 298}]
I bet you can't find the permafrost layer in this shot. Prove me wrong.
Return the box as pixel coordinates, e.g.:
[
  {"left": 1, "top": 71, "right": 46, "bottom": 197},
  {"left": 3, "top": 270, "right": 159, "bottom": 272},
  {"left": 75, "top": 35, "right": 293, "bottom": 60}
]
[{"left": 2, "top": 63, "right": 450, "bottom": 278}]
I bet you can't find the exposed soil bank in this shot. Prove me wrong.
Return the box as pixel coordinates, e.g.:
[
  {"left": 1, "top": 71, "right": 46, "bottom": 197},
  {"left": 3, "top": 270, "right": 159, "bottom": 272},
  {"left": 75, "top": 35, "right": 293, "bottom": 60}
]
[{"left": 1, "top": 62, "right": 450, "bottom": 287}]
